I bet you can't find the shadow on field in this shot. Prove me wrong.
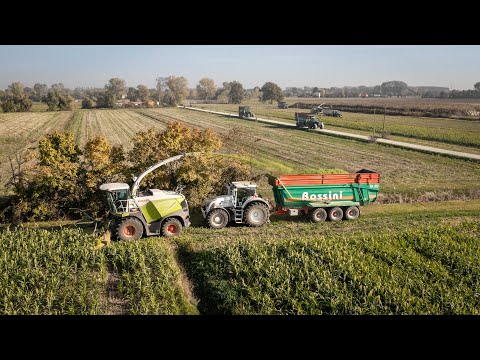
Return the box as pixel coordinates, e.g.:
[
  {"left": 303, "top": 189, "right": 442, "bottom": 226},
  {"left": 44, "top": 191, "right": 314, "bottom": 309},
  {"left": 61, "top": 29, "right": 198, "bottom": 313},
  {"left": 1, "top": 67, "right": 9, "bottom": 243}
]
[{"left": 176, "top": 246, "right": 228, "bottom": 315}]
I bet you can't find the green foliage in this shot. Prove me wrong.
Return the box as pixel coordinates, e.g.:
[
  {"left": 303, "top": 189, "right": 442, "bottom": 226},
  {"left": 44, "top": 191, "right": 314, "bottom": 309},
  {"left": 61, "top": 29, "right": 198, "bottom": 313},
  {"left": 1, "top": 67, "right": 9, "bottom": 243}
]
[
  {"left": 184, "top": 222, "right": 480, "bottom": 314},
  {"left": 228, "top": 81, "right": 245, "bottom": 104},
  {"left": 162, "top": 76, "right": 188, "bottom": 106},
  {"left": 127, "top": 122, "right": 249, "bottom": 209},
  {"left": 81, "top": 97, "right": 95, "bottom": 109},
  {"left": 45, "top": 89, "right": 74, "bottom": 111},
  {"left": 380, "top": 80, "right": 408, "bottom": 97},
  {"left": 1, "top": 82, "right": 33, "bottom": 112},
  {"left": 475, "top": 82, "right": 480, "bottom": 92},
  {"left": 137, "top": 85, "right": 150, "bottom": 102},
  {"left": 261, "top": 82, "right": 284, "bottom": 104},
  {"left": 96, "top": 91, "right": 116, "bottom": 108},
  {"left": 196, "top": 78, "right": 216, "bottom": 100},
  {"left": 5, "top": 132, "right": 125, "bottom": 221},
  {"left": 104, "top": 78, "right": 127, "bottom": 100}
]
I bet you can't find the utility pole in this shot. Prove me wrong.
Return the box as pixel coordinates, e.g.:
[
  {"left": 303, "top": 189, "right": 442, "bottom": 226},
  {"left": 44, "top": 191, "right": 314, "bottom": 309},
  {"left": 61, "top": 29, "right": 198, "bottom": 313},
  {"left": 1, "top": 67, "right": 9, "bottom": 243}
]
[{"left": 383, "top": 106, "right": 386, "bottom": 132}]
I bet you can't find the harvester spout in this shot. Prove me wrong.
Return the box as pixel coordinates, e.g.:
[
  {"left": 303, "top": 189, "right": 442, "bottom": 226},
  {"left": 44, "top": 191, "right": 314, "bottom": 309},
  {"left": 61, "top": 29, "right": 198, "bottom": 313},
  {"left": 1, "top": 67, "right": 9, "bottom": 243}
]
[{"left": 130, "top": 153, "right": 186, "bottom": 197}]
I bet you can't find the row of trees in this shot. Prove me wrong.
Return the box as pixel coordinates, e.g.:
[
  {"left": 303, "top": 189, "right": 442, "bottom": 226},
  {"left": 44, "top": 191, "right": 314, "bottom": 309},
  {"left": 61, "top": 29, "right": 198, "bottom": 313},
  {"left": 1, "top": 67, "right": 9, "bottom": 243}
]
[
  {"left": 0, "top": 77, "right": 287, "bottom": 112},
  {"left": 3, "top": 78, "right": 479, "bottom": 113}
]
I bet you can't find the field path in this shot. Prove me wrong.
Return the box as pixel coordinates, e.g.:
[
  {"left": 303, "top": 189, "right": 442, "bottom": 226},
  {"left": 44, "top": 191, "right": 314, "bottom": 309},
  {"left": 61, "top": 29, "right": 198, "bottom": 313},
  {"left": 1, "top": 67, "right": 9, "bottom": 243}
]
[{"left": 181, "top": 106, "right": 480, "bottom": 161}]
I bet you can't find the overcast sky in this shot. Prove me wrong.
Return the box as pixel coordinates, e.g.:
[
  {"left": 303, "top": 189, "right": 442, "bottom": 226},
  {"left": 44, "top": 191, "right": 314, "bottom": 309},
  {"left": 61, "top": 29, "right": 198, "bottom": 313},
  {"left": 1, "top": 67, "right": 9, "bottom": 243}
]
[{"left": 0, "top": 45, "right": 478, "bottom": 90}]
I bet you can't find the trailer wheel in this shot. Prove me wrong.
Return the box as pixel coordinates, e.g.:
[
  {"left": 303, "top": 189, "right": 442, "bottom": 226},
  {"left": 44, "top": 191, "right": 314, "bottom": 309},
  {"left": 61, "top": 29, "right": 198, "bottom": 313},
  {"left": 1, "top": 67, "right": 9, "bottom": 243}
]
[
  {"left": 343, "top": 206, "right": 360, "bottom": 220},
  {"left": 207, "top": 208, "right": 229, "bottom": 229},
  {"left": 328, "top": 207, "right": 343, "bottom": 222},
  {"left": 310, "top": 208, "right": 327, "bottom": 223},
  {"left": 244, "top": 203, "right": 269, "bottom": 227},
  {"left": 161, "top": 218, "right": 183, "bottom": 238},
  {"left": 116, "top": 217, "right": 144, "bottom": 241}
]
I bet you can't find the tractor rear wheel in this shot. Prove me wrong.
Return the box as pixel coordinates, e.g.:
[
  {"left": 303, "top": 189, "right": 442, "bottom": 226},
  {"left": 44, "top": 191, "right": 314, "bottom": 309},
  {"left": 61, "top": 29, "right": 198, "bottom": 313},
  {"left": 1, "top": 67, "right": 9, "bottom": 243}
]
[
  {"left": 343, "top": 206, "right": 360, "bottom": 220},
  {"left": 310, "top": 208, "right": 327, "bottom": 223},
  {"left": 244, "top": 203, "right": 269, "bottom": 227},
  {"left": 328, "top": 207, "right": 344, "bottom": 222},
  {"left": 116, "top": 217, "right": 144, "bottom": 241},
  {"left": 161, "top": 218, "right": 183, "bottom": 238},
  {"left": 207, "top": 208, "right": 229, "bottom": 229}
]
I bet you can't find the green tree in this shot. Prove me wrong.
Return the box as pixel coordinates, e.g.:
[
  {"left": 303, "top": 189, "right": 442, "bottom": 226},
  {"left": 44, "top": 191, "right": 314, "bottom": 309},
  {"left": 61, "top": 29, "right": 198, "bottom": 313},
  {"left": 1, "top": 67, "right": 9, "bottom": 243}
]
[
  {"left": 137, "top": 85, "right": 150, "bottom": 102},
  {"left": 196, "top": 78, "right": 216, "bottom": 100},
  {"left": 474, "top": 82, "right": 480, "bottom": 92},
  {"left": 104, "top": 78, "right": 127, "bottom": 100},
  {"left": 45, "top": 89, "right": 74, "bottom": 111},
  {"left": 96, "top": 91, "right": 116, "bottom": 108},
  {"left": 380, "top": 81, "right": 408, "bottom": 97},
  {"left": 228, "top": 81, "right": 245, "bottom": 104},
  {"left": 165, "top": 76, "right": 189, "bottom": 105},
  {"left": 82, "top": 97, "right": 95, "bottom": 109},
  {"left": 155, "top": 77, "right": 168, "bottom": 105},
  {"left": 1, "top": 82, "right": 33, "bottom": 112},
  {"left": 33, "top": 83, "right": 48, "bottom": 102},
  {"left": 261, "top": 82, "right": 284, "bottom": 104},
  {"left": 127, "top": 87, "right": 139, "bottom": 102}
]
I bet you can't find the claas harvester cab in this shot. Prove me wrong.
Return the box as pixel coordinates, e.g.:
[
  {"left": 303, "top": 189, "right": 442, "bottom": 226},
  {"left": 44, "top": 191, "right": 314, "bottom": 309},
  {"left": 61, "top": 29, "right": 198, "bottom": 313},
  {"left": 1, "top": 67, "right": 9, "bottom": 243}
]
[
  {"left": 239, "top": 106, "right": 256, "bottom": 119},
  {"left": 201, "top": 181, "right": 271, "bottom": 229},
  {"left": 99, "top": 154, "right": 191, "bottom": 241}
]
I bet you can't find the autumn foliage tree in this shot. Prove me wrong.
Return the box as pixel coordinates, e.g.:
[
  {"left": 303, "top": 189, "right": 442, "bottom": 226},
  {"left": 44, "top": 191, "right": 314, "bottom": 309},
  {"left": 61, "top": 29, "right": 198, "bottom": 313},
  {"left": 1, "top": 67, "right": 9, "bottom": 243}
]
[{"left": 2, "top": 122, "right": 250, "bottom": 222}]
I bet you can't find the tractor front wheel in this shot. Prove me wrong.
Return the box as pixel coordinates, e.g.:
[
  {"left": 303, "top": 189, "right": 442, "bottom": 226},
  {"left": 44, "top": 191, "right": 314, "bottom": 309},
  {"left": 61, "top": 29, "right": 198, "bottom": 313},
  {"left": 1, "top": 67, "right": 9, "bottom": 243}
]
[
  {"left": 116, "top": 217, "right": 144, "bottom": 241},
  {"left": 244, "top": 203, "right": 269, "bottom": 227},
  {"left": 207, "top": 208, "right": 229, "bottom": 229},
  {"left": 161, "top": 218, "right": 183, "bottom": 238}
]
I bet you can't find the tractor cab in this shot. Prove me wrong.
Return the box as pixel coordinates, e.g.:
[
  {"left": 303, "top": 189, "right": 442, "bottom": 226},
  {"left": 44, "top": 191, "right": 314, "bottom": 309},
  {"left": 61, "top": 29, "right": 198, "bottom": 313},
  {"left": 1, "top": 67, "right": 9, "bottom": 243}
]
[{"left": 228, "top": 181, "right": 258, "bottom": 206}]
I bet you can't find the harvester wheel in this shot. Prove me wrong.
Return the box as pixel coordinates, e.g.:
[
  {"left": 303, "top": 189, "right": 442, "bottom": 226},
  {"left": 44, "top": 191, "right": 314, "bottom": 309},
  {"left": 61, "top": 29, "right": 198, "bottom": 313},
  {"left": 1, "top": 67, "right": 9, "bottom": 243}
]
[
  {"left": 310, "top": 208, "right": 327, "bottom": 223},
  {"left": 244, "top": 203, "right": 269, "bottom": 227},
  {"left": 343, "top": 206, "right": 360, "bottom": 220},
  {"left": 116, "top": 217, "right": 144, "bottom": 241},
  {"left": 161, "top": 218, "right": 183, "bottom": 238},
  {"left": 328, "top": 207, "right": 344, "bottom": 222},
  {"left": 207, "top": 208, "right": 229, "bottom": 229}
]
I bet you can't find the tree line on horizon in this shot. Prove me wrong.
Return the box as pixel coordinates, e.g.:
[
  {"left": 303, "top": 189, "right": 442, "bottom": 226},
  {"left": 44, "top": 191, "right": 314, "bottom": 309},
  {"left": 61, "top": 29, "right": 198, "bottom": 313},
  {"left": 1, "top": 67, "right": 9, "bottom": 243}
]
[{"left": 1, "top": 78, "right": 479, "bottom": 113}]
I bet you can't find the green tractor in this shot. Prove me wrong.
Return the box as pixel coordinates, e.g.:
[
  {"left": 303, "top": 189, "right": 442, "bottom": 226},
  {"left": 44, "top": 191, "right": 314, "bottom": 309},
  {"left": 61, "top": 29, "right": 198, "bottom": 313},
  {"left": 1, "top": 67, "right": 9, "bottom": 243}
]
[
  {"left": 99, "top": 154, "right": 191, "bottom": 241},
  {"left": 295, "top": 112, "right": 324, "bottom": 130},
  {"left": 239, "top": 106, "right": 256, "bottom": 120}
]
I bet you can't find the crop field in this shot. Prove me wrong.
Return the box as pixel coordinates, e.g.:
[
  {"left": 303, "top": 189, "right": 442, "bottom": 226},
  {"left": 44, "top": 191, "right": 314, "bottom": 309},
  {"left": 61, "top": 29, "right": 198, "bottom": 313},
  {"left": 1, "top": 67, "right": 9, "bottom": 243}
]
[
  {"left": 0, "top": 227, "right": 197, "bottom": 314},
  {"left": 1, "top": 107, "right": 479, "bottom": 315},
  {"left": 1, "top": 200, "right": 479, "bottom": 314},
  {"left": 65, "top": 109, "right": 167, "bottom": 148},
  {"left": 0, "top": 111, "right": 73, "bottom": 191}
]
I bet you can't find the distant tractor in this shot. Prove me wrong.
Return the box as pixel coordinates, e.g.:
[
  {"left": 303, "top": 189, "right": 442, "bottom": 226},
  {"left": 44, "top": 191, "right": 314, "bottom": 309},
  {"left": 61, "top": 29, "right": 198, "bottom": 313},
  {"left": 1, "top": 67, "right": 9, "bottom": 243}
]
[
  {"left": 202, "top": 181, "right": 271, "bottom": 229},
  {"left": 295, "top": 112, "right": 324, "bottom": 130},
  {"left": 278, "top": 101, "right": 289, "bottom": 109},
  {"left": 99, "top": 154, "right": 191, "bottom": 241},
  {"left": 239, "top": 106, "right": 256, "bottom": 119},
  {"left": 323, "top": 108, "right": 343, "bottom": 117}
]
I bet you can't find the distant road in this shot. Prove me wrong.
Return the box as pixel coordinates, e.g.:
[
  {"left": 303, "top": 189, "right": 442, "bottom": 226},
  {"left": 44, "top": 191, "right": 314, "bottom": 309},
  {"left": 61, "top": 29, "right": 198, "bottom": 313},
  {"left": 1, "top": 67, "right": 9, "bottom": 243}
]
[{"left": 180, "top": 106, "right": 480, "bottom": 161}]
